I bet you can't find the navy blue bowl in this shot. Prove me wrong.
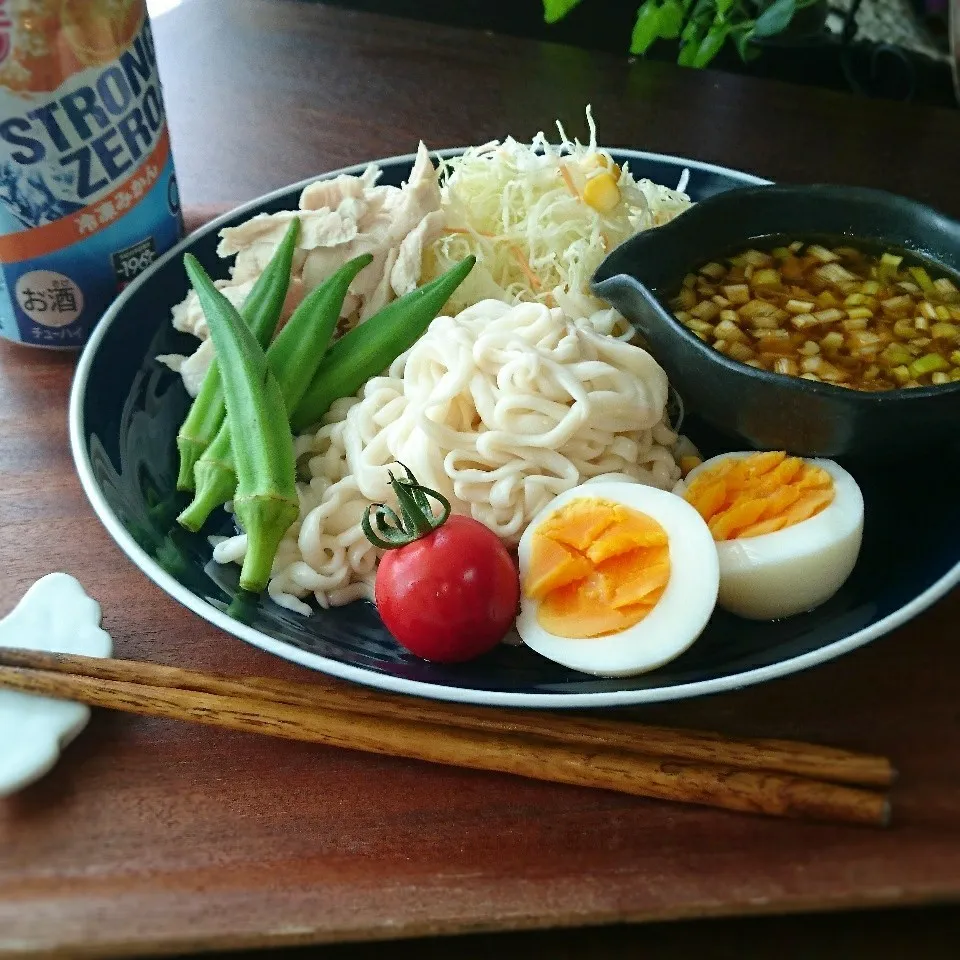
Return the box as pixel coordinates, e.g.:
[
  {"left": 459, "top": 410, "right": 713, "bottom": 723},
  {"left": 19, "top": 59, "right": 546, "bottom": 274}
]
[
  {"left": 69, "top": 150, "right": 960, "bottom": 707},
  {"left": 592, "top": 184, "right": 960, "bottom": 462}
]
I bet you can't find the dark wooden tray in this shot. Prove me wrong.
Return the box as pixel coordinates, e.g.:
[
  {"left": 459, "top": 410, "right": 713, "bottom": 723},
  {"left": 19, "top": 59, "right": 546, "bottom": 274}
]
[{"left": 3, "top": 2, "right": 960, "bottom": 955}]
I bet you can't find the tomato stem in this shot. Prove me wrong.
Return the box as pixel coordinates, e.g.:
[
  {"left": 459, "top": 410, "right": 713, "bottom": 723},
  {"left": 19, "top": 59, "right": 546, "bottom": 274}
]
[{"left": 362, "top": 463, "right": 451, "bottom": 549}]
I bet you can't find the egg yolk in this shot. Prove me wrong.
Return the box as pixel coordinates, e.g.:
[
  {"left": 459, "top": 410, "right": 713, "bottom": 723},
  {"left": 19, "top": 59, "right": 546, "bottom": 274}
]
[
  {"left": 523, "top": 498, "right": 671, "bottom": 639},
  {"left": 684, "top": 451, "right": 834, "bottom": 541}
]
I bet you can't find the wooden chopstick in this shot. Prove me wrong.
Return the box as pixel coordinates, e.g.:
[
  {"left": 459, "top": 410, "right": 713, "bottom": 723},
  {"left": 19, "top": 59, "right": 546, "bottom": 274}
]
[
  {"left": 0, "top": 647, "right": 895, "bottom": 788},
  {"left": 0, "top": 660, "right": 891, "bottom": 827},
  {"left": 0, "top": 660, "right": 889, "bottom": 826}
]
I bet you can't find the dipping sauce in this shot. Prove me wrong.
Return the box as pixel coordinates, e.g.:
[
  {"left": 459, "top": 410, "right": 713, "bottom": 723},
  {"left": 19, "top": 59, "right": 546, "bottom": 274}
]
[{"left": 669, "top": 240, "right": 960, "bottom": 390}]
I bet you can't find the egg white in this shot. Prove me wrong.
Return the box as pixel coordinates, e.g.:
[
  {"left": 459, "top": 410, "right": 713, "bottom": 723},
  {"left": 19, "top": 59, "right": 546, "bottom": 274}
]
[
  {"left": 683, "top": 453, "right": 864, "bottom": 621},
  {"left": 516, "top": 482, "right": 720, "bottom": 678}
]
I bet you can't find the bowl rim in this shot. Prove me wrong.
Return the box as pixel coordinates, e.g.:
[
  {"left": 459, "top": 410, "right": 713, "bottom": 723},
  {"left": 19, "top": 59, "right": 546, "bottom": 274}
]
[
  {"left": 593, "top": 182, "right": 960, "bottom": 403},
  {"left": 69, "top": 147, "right": 960, "bottom": 707}
]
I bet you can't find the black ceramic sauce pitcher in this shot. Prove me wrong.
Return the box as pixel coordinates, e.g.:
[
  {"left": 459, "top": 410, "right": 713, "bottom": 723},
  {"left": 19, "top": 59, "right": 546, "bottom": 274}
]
[{"left": 591, "top": 184, "right": 960, "bottom": 462}]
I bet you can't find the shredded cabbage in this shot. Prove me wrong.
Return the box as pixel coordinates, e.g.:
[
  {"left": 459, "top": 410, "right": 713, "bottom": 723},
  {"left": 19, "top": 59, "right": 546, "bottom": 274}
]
[{"left": 423, "top": 106, "right": 693, "bottom": 317}]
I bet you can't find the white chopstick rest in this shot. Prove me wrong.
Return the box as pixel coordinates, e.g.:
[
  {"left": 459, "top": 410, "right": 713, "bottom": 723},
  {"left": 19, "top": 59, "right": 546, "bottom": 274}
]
[{"left": 0, "top": 574, "right": 112, "bottom": 797}]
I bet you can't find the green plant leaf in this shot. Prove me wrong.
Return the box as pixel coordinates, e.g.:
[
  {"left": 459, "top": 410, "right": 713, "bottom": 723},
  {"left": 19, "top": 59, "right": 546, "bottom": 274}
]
[
  {"left": 682, "top": 0, "right": 715, "bottom": 35},
  {"left": 686, "top": 0, "right": 713, "bottom": 22},
  {"left": 734, "top": 24, "right": 762, "bottom": 60},
  {"left": 630, "top": 1, "right": 662, "bottom": 55},
  {"left": 692, "top": 22, "right": 730, "bottom": 66},
  {"left": 681, "top": 16, "right": 703, "bottom": 43},
  {"left": 543, "top": 0, "right": 584, "bottom": 24},
  {"left": 677, "top": 42, "right": 697, "bottom": 66},
  {"left": 658, "top": 0, "right": 684, "bottom": 38},
  {"left": 715, "top": 0, "right": 736, "bottom": 15},
  {"left": 752, "top": 0, "right": 796, "bottom": 37},
  {"left": 677, "top": 18, "right": 707, "bottom": 65}
]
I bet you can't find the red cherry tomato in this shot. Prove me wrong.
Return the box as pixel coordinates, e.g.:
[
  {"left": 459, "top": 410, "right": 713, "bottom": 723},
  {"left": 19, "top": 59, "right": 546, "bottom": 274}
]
[{"left": 375, "top": 514, "right": 520, "bottom": 663}]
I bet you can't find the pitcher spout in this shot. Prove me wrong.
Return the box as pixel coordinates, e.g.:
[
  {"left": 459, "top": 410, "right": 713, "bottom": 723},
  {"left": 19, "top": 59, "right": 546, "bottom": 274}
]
[{"left": 592, "top": 272, "right": 678, "bottom": 353}]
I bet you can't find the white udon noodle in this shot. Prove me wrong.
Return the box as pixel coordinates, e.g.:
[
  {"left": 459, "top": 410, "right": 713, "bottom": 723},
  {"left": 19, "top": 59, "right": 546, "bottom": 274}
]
[{"left": 212, "top": 299, "right": 683, "bottom": 614}]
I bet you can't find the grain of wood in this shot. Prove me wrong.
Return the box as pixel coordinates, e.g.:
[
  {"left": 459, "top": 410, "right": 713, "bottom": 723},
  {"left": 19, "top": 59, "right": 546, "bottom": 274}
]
[
  {"left": 1, "top": 1, "right": 960, "bottom": 956},
  {"left": 0, "top": 663, "right": 890, "bottom": 825},
  {"left": 0, "top": 648, "right": 896, "bottom": 788}
]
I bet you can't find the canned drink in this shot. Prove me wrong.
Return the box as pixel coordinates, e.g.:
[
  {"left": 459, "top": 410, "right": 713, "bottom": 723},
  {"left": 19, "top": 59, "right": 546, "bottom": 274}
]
[{"left": 0, "top": 0, "right": 183, "bottom": 349}]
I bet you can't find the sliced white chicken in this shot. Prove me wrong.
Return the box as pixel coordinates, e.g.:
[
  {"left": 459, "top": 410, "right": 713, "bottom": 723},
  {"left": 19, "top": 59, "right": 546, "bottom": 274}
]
[
  {"left": 393, "top": 142, "right": 443, "bottom": 228},
  {"left": 390, "top": 208, "right": 445, "bottom": 295},
  {"left": 166, "top": 144, "right": 445, "bottom": 396},
  {"left": 298, "top": 163, "right": 379, "bottom": 211},
  {"left": 362, "top": 247, "right": 399, "bottom": 322},
  {"left": 172, "top": 279, "right": 254, "bottom": 339},
  {"left": 157, "top": 338, "right": 215, "bottom": 397},
  {"left": 160, "top": 275, "right": 306, "bottom": 389}
]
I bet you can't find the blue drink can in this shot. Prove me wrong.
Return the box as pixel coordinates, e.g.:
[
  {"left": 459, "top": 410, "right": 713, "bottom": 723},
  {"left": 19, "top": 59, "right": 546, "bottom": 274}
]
[{"left": 0, "top": 0, "right": 183, "bottom": 349}]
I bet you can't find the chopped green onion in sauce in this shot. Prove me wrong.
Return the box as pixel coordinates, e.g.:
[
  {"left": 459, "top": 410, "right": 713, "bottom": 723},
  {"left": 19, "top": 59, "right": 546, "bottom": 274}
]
[{"left": 670, "top": 241, "right": 960, "bottom": 390}]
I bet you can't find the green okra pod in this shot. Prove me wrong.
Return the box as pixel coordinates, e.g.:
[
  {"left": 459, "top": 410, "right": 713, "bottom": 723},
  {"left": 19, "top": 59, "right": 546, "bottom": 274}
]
[
  {"left": 290, "top": 255, "right": 476, "bottom": 433},
  {"left": 175, "top": 218, "right": 300, "bottom": 491},
  {"left": 178, "top": 253, "right": 374, "bottom": 533},
  {"left": 181, "top": 254, "right": 299, "bottom": 593}
]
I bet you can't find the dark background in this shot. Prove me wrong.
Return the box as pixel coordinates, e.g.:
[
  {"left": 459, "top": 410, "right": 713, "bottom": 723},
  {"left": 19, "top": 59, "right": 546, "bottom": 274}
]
[{"left": 318, "top": 0, "right": 958, "bottom": 107}]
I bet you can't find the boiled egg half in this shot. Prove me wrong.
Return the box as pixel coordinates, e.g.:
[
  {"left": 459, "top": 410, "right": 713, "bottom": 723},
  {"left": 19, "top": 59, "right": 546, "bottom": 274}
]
[
  {"left": 516, "top": 483, "right": 719, "bottom": 677},
  {"left": 683, "top": 451, "right": 864, "bottom": 620}
]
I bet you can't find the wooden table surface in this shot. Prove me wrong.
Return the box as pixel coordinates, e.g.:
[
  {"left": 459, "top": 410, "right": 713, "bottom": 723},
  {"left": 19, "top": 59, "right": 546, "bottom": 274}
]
[{"left": 3, "top": 1, "right": 960, "bottom": 956}]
